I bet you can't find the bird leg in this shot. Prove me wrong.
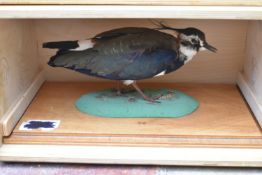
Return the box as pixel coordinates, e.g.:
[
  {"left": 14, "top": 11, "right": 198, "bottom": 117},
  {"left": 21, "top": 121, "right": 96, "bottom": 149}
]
[
  {"left": 116, "top": 81, "right": 122, "bottom": 96},
  {"left": 131, "top": 82, "right": 160, "bottom": 103},
  {"left": 115, "top": 81, "right": 136, "bottom": 95}
]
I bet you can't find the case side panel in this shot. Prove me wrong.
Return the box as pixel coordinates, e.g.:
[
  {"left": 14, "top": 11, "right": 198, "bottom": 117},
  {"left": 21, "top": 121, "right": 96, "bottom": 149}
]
[
  {"left": 239, "top": 20, "right": 262, "bottom": 127},
  {"left": 0, "top": 20, "right": 43, "bottom": 136}
]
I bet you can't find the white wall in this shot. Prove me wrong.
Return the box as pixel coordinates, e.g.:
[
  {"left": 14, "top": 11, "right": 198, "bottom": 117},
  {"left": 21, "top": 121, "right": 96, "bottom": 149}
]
[
  {"left": 0, "top": 20, "right": 41, "bottom": 118},
  {"left": 244, "top": 21, "right": 262, "bottom": 105},
  {"left": 36, "top": 19, "right": 247, "bottom": 83}
]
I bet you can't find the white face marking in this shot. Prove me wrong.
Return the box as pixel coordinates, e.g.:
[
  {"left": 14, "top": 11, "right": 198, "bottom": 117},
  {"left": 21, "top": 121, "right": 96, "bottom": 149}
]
[
  {"left": 70, "top": 39, "right": 94, "bottom": 51},
  {"left": 199, "top": 40, "right": 206, "bottom": 51},
  {"left": 154, "top": 70, "right": 166, "bottom": 77},
  {"left": 123, "top": 80, "right": 134, "bottom": 86},
  {"left": 178, "top": 33, "right": 207, "bottom": 63},
  {"left": 180, "top": 34, "right": 199, "bottom": 42},
  {"left": 200, "top": 40, "right": 204, "bottom": 47},
  {"left": 179, "top": 45, "right": 197, "bottom": 64},
  {"left": 199, "top": 47, "right": 207, "bottom": 51}
]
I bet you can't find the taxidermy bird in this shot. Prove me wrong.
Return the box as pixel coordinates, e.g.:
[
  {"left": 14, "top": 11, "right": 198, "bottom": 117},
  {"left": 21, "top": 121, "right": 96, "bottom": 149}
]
[{"left": 43, "top": 23, "right": 217, "bottom": 102}]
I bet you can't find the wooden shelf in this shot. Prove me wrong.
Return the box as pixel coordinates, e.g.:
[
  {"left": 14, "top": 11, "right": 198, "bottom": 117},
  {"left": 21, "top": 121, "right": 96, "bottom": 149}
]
[
  {"left": 4, "top": 82, "right": 262, "bottom": 148},
  {"left": 0, "top": 5, "right": 262, "bottom": 20},
  {"left": 1, "top": 0, "right": 262, "bottom": 6}
]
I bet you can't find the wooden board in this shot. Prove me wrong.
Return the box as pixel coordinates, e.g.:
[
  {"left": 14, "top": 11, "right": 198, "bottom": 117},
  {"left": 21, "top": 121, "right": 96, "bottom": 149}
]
[
  {"left": 243, "top": 21, "right": 262, "bottom": 126},
  {"left": 4, "top": 82, "right": 262, "bottom": 148},
  {"left": 0, "top": 59, "right": 5, "bottom": 118},
  {"left": 1, "top": 0, "right": 262, "bottom": 6},
  {"left": 2, "top": 145, "right": 262, "bottom": 166},
  {"left": 0, "top": 20, "right": 40, "bottom": 114},
  {"left": 0, "top": 19, "right": 41, "bottom": 133},
  {"left": 1, "top": 6, "right": 262, "bottom": 20}
]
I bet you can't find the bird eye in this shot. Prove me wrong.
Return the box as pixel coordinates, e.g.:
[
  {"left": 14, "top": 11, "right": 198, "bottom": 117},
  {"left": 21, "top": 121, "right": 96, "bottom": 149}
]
[{"left": 191, "top": 38, "right": 198, "bottom": 44}]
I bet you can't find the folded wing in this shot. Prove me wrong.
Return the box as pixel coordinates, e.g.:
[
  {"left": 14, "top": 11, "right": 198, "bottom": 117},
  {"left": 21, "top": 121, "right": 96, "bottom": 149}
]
[{"left": 46, "top": 27, "right": 178, "bottom": 80}]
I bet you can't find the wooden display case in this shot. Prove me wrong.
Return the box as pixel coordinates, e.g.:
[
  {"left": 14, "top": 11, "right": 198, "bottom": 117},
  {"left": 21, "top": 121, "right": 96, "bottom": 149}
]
[{"left": 0, "top": 1, "right": 262, "bottom": 166}]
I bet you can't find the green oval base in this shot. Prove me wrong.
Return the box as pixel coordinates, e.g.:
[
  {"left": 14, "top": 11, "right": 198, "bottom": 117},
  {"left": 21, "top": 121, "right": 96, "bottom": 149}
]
[{"left": 75, "top": 89, "right": 199, "bottom": 118}]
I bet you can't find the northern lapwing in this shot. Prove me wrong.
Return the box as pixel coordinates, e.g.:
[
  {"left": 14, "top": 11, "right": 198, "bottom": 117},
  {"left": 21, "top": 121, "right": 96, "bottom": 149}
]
[{"left": 43, "top": 23, "right": 217, "bottom": 102}]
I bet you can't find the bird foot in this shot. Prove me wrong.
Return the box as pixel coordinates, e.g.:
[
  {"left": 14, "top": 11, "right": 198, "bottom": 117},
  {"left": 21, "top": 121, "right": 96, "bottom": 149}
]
[
  {"left": 144, "top": 90, "right": 175, "bottom": 103},
  {"left": 116, "top": 90, "right": 122, "bottom": 96},
  {"left": 156, "top": 90, "right": 175, "bottom": 100},
  {"left": 143, "top": 95, "right": 161, "bottom": 103},
  {"left": 115, "top": 88, "right": 137, "bottom": 96}
]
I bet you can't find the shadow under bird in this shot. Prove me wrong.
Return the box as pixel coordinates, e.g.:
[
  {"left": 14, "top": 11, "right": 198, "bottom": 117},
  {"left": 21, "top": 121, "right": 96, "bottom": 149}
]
[{"left": 43, "top": 23, "right": 217, "bottom": 102}]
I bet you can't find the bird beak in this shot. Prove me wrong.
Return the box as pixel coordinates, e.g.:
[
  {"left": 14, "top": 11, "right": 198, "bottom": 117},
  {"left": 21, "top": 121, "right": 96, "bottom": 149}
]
[{"left": 204, "top": 42, "right": 217, "bottom": 52}]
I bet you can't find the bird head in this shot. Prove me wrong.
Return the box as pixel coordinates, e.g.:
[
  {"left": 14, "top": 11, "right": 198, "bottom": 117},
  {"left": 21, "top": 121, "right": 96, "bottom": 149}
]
[
  {"left": 154, "top": 21, "right": 217, "bottom": 63},
  {"left": 173, "top": 27, "right": 217, "bottom": 53}
]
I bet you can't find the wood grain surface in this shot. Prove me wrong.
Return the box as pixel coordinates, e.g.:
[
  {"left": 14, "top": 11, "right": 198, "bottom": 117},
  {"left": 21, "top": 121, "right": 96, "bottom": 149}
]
[
  {"left": 4, "top": 82, "right": 262, "bottom": 147},
  {"left": 1, "top": 0, "right": 262, "bottom": 6}
]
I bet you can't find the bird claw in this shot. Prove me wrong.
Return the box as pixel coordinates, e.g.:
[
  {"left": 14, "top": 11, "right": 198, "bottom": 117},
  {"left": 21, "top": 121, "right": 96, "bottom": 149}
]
[
  {"left": 145, "top": 90, "right": 174, "bottom": 103},
  {"left": 114, "top": 88, "right": 136, "bottom": 96},
  {"left": 143, "top": 96, "right": 161, "bottom": 103}
]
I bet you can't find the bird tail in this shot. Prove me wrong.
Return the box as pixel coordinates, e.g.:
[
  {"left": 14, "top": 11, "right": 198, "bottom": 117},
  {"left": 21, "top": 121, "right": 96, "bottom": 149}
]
[
  {"left": 43, "top": 40, "right": 80, "bottom": 67},
  {"left": 47, "top": 48, "right": 97, "bottom": 69},
  {"left": 43, "top": 40, "right": 79, "bottom": 50},
  {"left": 47, "top": 50, "right": 68, "bottom": 67},
  {"left": 44, "top": 39, "right": 96, "bottom": 68}
]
